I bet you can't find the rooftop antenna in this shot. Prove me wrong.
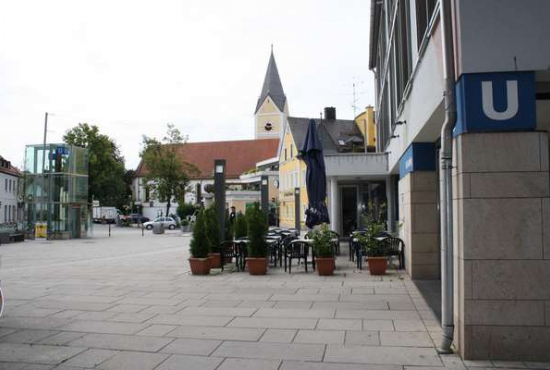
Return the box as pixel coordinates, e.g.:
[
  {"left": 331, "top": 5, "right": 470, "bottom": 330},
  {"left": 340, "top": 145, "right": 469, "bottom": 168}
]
[{"left": 351, "top": 77, "right": 365, "bottom": 117}]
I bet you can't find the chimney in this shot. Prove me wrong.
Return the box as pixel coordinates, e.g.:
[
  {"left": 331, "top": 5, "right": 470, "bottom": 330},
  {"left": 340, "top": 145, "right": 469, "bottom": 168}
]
[{"left": 324, "top": 107, "right": 336, "bottom": 121}]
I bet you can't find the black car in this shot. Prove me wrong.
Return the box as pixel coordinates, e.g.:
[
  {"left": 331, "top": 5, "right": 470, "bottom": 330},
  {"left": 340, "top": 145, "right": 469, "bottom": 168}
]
[{"left": 128, "top": 213, "right": 149, "bottom": 224}]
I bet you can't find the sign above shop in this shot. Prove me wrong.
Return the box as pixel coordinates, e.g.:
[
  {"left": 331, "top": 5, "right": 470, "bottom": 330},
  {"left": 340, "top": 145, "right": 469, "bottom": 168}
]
[{"left": 454, "top": 71, "right": 536, "bottom": 135}]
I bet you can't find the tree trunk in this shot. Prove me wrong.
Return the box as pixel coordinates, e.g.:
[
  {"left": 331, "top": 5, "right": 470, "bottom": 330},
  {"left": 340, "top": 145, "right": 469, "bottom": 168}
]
[{"left": 166, "top": 198, "right": 171, "bottom": 218}]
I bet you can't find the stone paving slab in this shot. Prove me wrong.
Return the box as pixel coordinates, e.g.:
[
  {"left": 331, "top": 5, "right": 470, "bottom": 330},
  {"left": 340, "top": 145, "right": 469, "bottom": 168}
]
[
  {"left": 59, "top": 320, "right": 148, "bottom": 335},
  {"left": 135, "top": 325, "right": 177, "bottom": 337},
  {"left": 217, "top": 358, "right": 281, "bottom": 370},
  {"left": 345, "top": 330, "right": 381, "bottom": 346},
  {"left": 147, "top": 314, "right": 233, "bottom": 326},
  {"left": 0, "top": 330, "right": 58, "bottom": 344},
  {"left": 61, "top": 348, "right": 119, "bottom": 368},
  {"left": 106, "top": 312, "right": 158, "bottom": 323},
  {"left": 68, "top": 333, "right": 173, "bottom": 352},
  {"left": 259, "top": 329, "right": 297, "bottom": 343},
  {"left": 154, "top": 354, "right": 224, "bottom": 370},
  {"left": 324, "top": 344, "right": 443, "bottom": 366},
  {"left": 166, "top": 326, "right": 265, "bottom": 341},
  {"left": 229, "top": 317, "right": 318, "bottom": 329},
  {"left": 294, "top": 329, "right": 345, "bottom": 344},
  {"left": 0, "top": 227, "right": 548, "bottom": 369},
  {"left": 316, "top": 318, "right": 362, "bottom": 331},
  {"left": 159, "top": 338, "right": 221, "bottom": 356},
  {"left": 380, "top": 331, "right": 434, "bottom": 347},
  {"left": 280, "top": 361, "right": 403, "bottom": 370},
  {"left": 0, "top": 343, "right": 85, "bottom": 365},
  {"left": 97, "top": 350, "right": 168, "bottom": 370},
  {"left": 179, "top": 307, "right": 256, "bottom": 317},
  {"left": 212, "top": 341, "right": 326, "bottom": 361},
  {"left": 253, "top": 308, "right": 334, "bottom": 318}
]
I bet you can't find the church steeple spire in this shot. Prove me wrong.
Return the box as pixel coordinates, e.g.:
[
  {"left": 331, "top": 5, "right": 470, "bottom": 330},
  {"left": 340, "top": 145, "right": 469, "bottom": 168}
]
[{"left": 255, "top": 49, "right": 286, "bottom": 114}]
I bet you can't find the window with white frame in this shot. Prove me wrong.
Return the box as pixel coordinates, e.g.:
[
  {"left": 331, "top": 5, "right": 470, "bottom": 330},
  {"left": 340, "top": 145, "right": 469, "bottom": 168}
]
[
  {"left": 415, "top": 0, "right": 437, "bottom": 49},
  {"left": 374, "top": 0, "right": 415, "bottom": 151}
]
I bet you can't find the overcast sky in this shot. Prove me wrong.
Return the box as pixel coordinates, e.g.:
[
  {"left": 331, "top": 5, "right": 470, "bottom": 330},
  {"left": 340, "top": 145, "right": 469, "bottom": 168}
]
[{"left": 0, "top": 0, "right": 374, "bottom": 170}]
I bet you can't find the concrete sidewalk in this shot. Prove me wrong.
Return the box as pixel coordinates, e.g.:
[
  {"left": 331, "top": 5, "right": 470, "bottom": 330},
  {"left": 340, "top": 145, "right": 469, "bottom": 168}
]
[{"left": 0, "top": 225, "right": 548, "bottom": 369}]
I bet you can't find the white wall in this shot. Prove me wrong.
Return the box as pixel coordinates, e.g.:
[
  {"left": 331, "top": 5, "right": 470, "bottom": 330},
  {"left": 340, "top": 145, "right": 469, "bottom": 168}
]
[
  {"left": 456, "top": 0, "right": 550, "bottom": 76},
  {"left": 0, "top": 172, "right": 20, "bottom": 223},
  {"left": 386, "top": 22, "right": 445, "bottom": 173}
]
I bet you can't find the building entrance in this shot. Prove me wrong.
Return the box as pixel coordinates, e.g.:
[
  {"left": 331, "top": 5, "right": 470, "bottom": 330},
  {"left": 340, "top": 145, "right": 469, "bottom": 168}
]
[{"left": 341, "top": 186, "right": 358, "bottom": 236}]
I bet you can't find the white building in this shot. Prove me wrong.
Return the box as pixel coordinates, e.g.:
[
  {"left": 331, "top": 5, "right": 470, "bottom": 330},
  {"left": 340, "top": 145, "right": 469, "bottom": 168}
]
[
  {"left": 369, "top": 0, "right": 550, "bottom": 361},
  {"left": 0, "top": 156, "right": 21, "bottom": 224},
  {"left": 133, "top": 139, "right": 279, "bottom": 220}
]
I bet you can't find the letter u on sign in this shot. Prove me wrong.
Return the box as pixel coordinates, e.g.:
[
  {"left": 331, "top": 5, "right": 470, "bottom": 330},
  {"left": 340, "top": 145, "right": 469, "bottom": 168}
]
[{"left": 481, "top": 80, "right": 519, "bottom": 121}]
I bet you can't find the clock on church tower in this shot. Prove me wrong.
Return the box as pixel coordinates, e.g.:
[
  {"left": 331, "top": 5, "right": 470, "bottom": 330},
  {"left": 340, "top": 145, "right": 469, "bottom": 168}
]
[{"left": 254, "top": 49, "right": 288, "bottom": 140}]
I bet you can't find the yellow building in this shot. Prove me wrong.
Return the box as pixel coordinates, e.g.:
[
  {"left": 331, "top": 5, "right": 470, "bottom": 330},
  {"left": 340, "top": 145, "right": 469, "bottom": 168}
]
[
  {"left": 278, "top": 126, "right": 308, "bottom": 228},
  {"left": 278, "top": 107, "right": 375, "bottom": 230},
  {"left": 354, "top": 106, "right": 376, "bottom": 151}
]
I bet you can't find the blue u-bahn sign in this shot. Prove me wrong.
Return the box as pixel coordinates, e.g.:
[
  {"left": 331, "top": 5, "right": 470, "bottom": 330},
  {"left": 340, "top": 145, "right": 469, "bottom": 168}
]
[{"left": 454, "top": 71, "right": 536, "bottom": 135}]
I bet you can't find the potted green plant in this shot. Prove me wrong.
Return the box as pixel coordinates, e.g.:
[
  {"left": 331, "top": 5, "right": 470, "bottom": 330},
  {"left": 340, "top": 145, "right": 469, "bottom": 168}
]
[
  {"left": 358, "top": 203, "right": 388, "bottom": 275},
  {"left": 181, "top": 219, "right": 191, "bottom": 232},
  {"left": 310, "top": 224, "right": 335, "bottom": 276},
  {"left": 246, "top": 204, "right": 268, "bottom": 275},
  {"left": 204, "top": 205, "right": 221, "bottom": 268},
  {"left": 234, "top": 211, "right": 247, "bottom": 239},
  {"left": 188, "top": 209, "right": 212, "bottom": 275}
]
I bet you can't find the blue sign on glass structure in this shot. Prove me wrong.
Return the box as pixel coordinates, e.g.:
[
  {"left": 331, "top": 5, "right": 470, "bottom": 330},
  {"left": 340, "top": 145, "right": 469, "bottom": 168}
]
[
  {"left": 399, "top": 143, "right": 436, "bottom": 178},
  {"left": 454, "top": 71, "right": 536, "bottom": 135},
  {"left": 56, "top": 146, "right": 70, "bottom": 155}
]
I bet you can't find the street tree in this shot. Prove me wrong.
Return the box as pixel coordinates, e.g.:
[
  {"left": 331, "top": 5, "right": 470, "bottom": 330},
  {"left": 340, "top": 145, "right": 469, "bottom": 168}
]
[
  {"left": 63, "top": 123, "right": 127, "bottom": 208},
  {"left": 140, "top": 124, "right": 198, "bottom": 217}
]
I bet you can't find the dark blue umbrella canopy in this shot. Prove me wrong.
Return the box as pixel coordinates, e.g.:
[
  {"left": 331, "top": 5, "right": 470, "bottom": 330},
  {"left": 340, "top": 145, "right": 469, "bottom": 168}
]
[{"left": 300, "top": 119, "right": 330, "bottom": 229}]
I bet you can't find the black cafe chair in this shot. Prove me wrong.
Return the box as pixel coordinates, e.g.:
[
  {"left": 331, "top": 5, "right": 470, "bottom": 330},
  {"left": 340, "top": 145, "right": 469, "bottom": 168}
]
[
  {"left": 219, "top": 241, "right": 245, "bottom": 272},
  {"left": 284, "top": 240, "right": 314, "bottom": 274}
]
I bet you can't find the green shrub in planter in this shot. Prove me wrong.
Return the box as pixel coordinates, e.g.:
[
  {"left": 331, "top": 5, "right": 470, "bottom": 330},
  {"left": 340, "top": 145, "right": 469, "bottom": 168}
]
[
  {"left": 310, "top": 223, "right": 334, "bottom": 258},
  {"left": 246, "top": 204, "right": 268, "bottom": 258},
  {"left": 234, "top": 211, "right": 247, "bottom": 239},
  {"left": 189, "top": 209, "right": 209, "bottom": 258},
  {"left": 181, "top": 219, "right": 190, "bottom": 227},
  {"left": 357, "top": 202, "right": 388, "bottom": 257},
  {"left": 204, "top": 205, "right": 220, "bottom": 253}
]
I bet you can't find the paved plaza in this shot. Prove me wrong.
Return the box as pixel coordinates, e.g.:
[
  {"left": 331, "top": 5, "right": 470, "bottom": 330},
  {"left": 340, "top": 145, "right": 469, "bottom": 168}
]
[{"left": 0, "top": 226, "right": 548, "bottom": 369}]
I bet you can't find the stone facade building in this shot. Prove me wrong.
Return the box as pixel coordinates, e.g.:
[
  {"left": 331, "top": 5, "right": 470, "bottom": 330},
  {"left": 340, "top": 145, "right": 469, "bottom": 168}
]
[{"left": 369, "top": 0, "right": 550, "bottom": 361}]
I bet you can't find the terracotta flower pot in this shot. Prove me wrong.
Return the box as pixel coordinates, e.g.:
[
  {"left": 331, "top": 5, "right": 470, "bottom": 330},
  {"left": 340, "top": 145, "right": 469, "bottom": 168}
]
[
  {"left": 189, "top": 257, "right": 212, "bottom": 275},
  {"left": 316, "top": 257, "right": 335, "bottom": 276},
  {"left": 208, "top": 253, "right": 221, "bottom": 268},
  {"left": 367, "top": 256, "right": 388, "bottom": 275},
  {"left": 247, "top": 257, "right": 268, "bottom": 275}
]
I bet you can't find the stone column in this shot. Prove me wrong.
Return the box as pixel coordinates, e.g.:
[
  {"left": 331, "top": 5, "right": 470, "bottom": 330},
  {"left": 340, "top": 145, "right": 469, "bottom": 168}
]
[
  {"left": 453, "top": 131, "right": 550, "bottom": 360},
  {"left": 329, "top": 177, "right": 340, "bottom": 234},
  {"left": 398, "top": 171, "right": 440, "bottom": 279}
]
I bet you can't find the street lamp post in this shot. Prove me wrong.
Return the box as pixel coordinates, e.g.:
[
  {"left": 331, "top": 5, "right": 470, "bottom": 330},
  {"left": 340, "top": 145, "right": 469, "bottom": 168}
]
[
  {"left": 261, "top": 175, "right": 269, "bottom": 219},
  {"left": 214, "top": 160, "right": 226, "bottom": 243},
  {"left": 294, "top": 187, "right": 300, "bottom": 231}
]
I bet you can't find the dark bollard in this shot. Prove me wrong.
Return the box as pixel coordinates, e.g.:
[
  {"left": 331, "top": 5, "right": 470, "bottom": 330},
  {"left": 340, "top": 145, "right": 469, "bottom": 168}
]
[
  {"left": 142, "top": 226, "right": 144, "bottom": 237},
  {"left": 109, "top": 223, "right": 111, "bottom": 237}
]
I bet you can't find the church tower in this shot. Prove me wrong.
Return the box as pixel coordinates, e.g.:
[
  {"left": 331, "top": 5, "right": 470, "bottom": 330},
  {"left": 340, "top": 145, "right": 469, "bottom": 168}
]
[{"left": 254, "top": 49, "right": 288, "bottom": 139}]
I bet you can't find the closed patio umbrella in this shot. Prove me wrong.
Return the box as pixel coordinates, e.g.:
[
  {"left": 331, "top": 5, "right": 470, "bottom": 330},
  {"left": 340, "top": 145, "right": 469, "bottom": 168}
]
[{"left": 300, "top": 119, "right": 330, "bottom": 229}]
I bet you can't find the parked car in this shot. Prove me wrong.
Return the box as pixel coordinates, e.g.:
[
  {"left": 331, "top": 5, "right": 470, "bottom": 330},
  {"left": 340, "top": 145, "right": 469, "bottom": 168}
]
[
  {"left": 127, "top": 213, "right": 150, "bottom": 224},
  {"left": 143, "top": 217, "right": 177, "bottom": 230}
]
